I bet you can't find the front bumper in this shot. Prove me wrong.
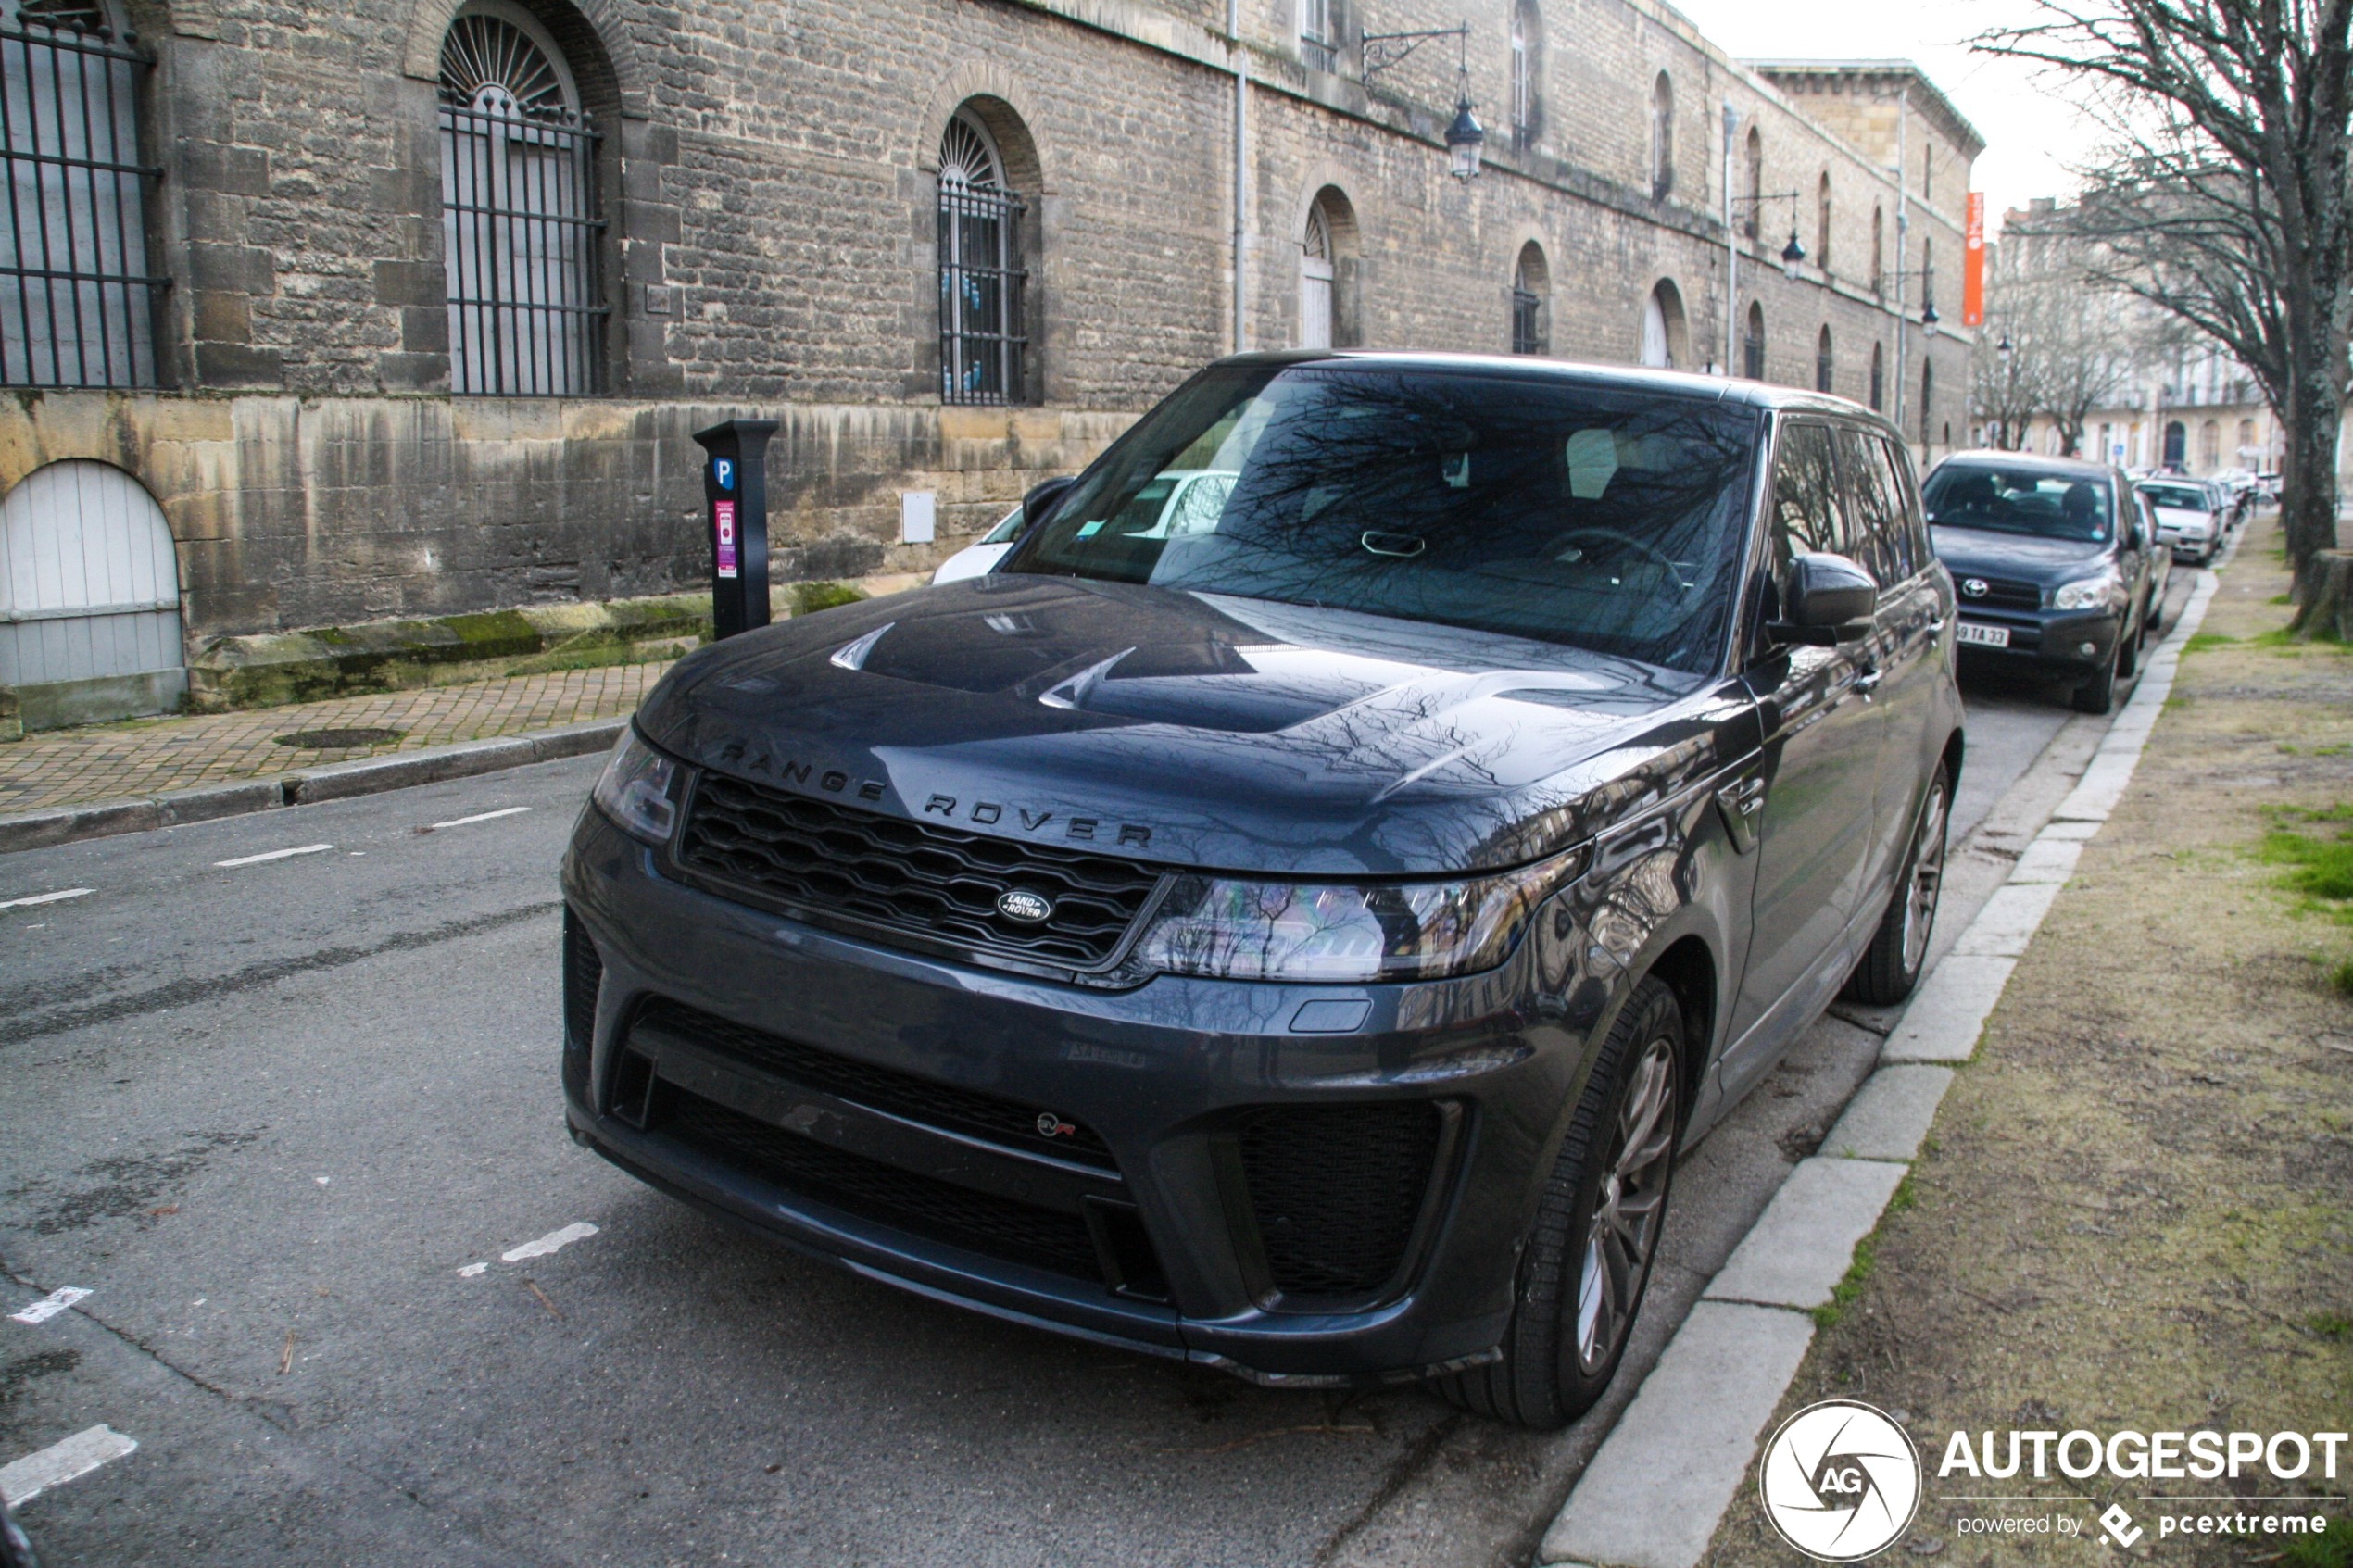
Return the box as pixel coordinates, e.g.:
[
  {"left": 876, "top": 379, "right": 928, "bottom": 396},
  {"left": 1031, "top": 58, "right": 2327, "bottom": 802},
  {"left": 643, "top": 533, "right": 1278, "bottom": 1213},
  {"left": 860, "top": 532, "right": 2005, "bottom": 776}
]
[
  {"left": 560, "top": 807, "right": 1615, "bottom": 1384},
  {"left": 1953, "top": 607, "right": 2123, "bottom": 683}
]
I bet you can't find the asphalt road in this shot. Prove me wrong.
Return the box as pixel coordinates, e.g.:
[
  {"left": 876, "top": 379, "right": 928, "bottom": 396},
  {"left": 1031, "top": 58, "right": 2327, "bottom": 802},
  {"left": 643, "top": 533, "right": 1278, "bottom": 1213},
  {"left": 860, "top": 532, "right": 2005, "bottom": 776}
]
[{"left": 0, "top": 643, "right": 2147, "bottom": 1568}]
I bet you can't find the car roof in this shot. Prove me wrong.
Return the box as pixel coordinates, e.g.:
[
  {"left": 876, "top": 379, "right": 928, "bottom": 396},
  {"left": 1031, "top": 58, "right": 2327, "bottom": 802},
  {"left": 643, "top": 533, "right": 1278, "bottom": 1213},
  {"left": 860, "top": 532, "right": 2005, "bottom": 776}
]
[
  {"left": 1211, "top": 349, "right": 1900, "bottom": 432},
  {"left": 1931, "top": 448, "right": 2118, "bottom": 482}
]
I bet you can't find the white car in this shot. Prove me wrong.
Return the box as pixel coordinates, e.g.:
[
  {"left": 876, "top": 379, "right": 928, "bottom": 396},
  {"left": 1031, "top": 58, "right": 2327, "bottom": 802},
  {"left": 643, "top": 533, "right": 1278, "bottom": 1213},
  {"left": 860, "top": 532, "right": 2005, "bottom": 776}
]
[
  {"left": 2138, "top": 479, "right": 2224, "bottom": 564},
  {"left": 931, "top": 501, "right": 1028, "bottom": 584}
]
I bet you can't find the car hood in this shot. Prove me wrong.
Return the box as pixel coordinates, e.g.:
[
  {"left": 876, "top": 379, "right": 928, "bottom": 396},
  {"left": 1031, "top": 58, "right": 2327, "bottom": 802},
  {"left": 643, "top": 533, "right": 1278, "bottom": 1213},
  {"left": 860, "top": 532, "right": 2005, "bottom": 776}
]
[
  {"left": 635, "top": 576, "right": 1755, "bottom": 876},
  {"left": 1930, "top": 524, "right": 2115, "bottom": 584}
]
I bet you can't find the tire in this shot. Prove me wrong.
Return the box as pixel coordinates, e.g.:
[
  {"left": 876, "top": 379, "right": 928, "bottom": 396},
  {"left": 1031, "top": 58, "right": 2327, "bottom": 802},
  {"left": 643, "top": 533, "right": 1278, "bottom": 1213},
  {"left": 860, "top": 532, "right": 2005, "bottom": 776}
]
[
  {"left": 1437, "top": 977, "right": 1685, "bottom": 1430},
  {"left": 1843, "top": 762, "right": 1950, "bottom": 1006},
  {"left": 2116, "top": 615, "right": 2140, "bottom": 679},
  {"left": 2071, "top": 649, "right": 2119, "bottom": 714}
]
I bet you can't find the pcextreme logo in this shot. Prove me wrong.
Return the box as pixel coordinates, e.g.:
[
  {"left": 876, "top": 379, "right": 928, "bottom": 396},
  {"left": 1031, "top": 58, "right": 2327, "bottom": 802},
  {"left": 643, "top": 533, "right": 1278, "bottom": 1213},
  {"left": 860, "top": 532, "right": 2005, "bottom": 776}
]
[{"left": 1757, "top": 1400, "right": 1923, "bottom": 1561}]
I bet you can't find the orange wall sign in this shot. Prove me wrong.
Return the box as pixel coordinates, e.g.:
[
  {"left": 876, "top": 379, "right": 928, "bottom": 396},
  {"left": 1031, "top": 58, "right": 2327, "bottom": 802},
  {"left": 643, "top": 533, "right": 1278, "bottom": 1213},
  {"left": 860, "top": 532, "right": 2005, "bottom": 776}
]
[{"left": 1963, "top": 192, "right": 1986, "bottom": 328}]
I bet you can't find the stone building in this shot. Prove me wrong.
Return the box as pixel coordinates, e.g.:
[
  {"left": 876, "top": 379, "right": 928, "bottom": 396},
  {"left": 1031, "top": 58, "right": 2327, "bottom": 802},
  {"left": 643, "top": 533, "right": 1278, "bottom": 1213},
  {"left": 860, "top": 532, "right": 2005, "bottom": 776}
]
[{"left": 0, "top": 0, "right": 1978, "bottom": 726}]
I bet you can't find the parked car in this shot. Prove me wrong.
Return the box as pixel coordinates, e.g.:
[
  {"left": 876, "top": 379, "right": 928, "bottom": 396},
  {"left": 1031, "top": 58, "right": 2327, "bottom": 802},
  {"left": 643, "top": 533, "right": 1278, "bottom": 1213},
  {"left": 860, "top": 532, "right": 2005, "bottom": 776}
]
[
  {"left": 563, "top": 353, "right": 1963, "bottom": 1429},
  {"left": 930, "top": 501, "right": 1028, "bottom": 584},
  {"left": 2139, "top": 477, "right": 2227, "bottom": 564},
  {"left": 1922, "top": 451, "right": 2161, "bottom": 713}
]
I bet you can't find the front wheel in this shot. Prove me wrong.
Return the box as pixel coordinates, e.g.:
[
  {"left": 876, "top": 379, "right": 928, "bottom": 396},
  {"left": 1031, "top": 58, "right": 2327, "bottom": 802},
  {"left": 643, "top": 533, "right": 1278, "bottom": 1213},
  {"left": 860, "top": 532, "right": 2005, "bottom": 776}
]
[
  {"left": 2071, "top": 649, "right": 2120, "bottom": 714},
  {"left": 1843, "top": 762, "right": 1950, "bottom": 1006},
  {"left": 1438, "top": 977, "right": 1684, "bottom": 1430}
]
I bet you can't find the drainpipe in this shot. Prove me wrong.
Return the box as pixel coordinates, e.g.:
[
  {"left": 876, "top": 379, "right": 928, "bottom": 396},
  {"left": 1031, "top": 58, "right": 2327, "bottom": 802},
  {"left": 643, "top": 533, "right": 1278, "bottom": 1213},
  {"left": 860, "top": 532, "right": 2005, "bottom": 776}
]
[
  {"left": 1723, "top": 101, "right": 1738, "bottom": 377},
  {"left": 1230, "top": 0, "right": 1250, "bottom": 354},
  {"left": 1894, "top": 84, "right": 1910, "bottom": 444}
]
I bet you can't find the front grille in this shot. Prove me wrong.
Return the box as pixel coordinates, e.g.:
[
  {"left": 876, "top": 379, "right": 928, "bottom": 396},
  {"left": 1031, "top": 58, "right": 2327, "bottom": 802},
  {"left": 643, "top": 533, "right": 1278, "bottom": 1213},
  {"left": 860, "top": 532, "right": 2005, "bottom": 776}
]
[
  {"left": 1956, "top": 575, "right": 2042, "bottom": 612},
  {"left": 1237, "top": 1103, "right": 1443, "bottom": 1299},
  {"left": 661, "top": 1086, "right": 1104, "bottom": 1282},
  {"left": 630, "top": 997, "right": 1116, "bottom": 1171},
  {"left": 675, "top": 773, "right": 1164, "bottom": 969}
]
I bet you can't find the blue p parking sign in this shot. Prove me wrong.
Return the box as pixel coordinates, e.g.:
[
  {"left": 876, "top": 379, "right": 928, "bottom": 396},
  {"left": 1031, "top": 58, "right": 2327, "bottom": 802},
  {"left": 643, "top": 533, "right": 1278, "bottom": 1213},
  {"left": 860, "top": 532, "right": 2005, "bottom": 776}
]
[{"left": 712, "top": 457, "right": 735, "bottom": 493}]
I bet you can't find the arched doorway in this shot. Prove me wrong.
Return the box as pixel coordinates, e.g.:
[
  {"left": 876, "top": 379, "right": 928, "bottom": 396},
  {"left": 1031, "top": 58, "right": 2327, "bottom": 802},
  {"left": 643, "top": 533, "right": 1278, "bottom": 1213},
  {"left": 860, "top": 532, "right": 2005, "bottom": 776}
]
[
  {"left": 1297, "top": 188, "right": 1356, "bottom": 349},
  {"left": 0, "top": 459, "right": 182, "bottom": 725}
]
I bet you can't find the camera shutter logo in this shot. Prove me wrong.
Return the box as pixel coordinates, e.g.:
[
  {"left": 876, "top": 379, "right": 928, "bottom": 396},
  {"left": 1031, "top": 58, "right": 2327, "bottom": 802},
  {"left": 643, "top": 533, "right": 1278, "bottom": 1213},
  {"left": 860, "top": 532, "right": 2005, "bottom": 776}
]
[{"left": 1757, "top": 1400, "right": 1922, "bottom": 1560}]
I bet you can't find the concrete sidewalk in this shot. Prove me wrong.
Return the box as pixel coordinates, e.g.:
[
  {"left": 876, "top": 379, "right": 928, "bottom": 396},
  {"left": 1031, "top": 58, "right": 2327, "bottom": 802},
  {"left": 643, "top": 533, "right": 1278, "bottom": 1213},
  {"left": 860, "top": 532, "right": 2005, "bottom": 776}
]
[{"left": 0, "top": 659, "right": 673, "bottom": 820}]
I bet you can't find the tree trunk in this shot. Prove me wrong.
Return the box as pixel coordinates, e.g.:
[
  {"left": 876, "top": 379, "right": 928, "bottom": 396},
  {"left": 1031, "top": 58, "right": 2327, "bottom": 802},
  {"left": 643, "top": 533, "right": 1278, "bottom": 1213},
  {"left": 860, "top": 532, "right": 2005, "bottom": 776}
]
[
  {"left": 2282, "top": 370, "right": 2346, "bottom": 620},
  {"left": 2295, "top": 550, "right": 2353, "bottom": 641}
]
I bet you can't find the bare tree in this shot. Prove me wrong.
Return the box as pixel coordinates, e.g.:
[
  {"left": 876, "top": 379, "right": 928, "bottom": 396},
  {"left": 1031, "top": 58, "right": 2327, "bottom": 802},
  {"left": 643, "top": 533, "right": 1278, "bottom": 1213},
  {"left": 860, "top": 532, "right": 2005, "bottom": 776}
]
[
  {"left": 1971, "top": 212, "right": 2144, "bottom": 455},
  {"left": 1975, "top": 0, "right": 2353, "bottom": 605}
]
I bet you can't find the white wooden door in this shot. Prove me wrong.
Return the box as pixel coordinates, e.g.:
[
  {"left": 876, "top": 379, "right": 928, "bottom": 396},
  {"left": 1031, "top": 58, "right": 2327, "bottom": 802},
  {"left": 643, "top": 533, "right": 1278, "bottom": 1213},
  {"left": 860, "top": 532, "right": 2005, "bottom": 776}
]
[{"left": 0, "top": 459, "right": 182, "bottom": 685}]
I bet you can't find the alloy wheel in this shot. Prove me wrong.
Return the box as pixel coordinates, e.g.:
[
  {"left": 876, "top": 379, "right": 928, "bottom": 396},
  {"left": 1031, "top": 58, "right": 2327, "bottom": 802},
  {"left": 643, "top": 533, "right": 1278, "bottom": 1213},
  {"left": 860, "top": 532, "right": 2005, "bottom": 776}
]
[
  {"left": 1573, "top": 1035, "right": 1679, "bottom": 1374},
  {"left": 1900, "top": 779, "right": 1949, "bottom": 976}
]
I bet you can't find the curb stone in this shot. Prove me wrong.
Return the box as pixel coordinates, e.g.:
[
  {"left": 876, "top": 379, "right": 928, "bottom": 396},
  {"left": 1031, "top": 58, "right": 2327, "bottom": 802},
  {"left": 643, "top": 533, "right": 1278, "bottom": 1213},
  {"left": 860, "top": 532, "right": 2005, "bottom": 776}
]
[
  {"left": 0, "top": 718, "right": 623, "bottom": 856},
  {"left": 1537, "top": 549, "right": 2232, "bottom": 1568}
]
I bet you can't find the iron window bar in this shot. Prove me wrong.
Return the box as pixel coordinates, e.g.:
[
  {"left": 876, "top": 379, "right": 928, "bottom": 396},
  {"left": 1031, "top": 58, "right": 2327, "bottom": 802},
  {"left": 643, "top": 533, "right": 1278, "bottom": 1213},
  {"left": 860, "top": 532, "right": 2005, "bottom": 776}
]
[
  {"left": 937, "top": 178, "right": 1026, "bottom": 406},
  {"left": 1511, "top": 287, "right": 1544, "bottom": 356},
  {"left": 437, "top": 97, "right": 609, "bottom": 397},
  {"left": 0, "top": 15, "right": 169, "bottom": 390}
]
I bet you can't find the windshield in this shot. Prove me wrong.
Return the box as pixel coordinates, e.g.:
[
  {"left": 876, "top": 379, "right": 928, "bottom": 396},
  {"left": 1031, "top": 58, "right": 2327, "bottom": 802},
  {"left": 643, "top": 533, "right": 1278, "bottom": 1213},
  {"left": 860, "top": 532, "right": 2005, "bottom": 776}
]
[
  {"left": 981, "top": 504, "right": 1026, "bottom": 545},
  {"left": 1004, "top": 364, "right": 1760, "bottom": 673},
  {"left": 1923, "top": 464, "right": 2113, "bottom": 543},
  {"left": 2139, "top": 483, "right": 2209, "bottom": 511}
]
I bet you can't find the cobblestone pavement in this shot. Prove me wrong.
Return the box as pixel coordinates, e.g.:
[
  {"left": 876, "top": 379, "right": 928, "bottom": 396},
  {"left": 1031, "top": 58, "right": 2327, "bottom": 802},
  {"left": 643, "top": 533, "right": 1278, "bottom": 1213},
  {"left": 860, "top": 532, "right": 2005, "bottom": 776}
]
[{"left": 0, "top": 661, "right": 676, "bottom": 816}]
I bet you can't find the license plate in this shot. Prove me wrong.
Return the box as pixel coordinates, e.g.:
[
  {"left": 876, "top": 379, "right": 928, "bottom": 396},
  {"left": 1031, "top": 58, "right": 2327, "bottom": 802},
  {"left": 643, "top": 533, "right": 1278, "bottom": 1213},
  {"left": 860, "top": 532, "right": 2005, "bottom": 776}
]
[{"left": 1956, "top": 621, "right": 2011, "bottom": 649}]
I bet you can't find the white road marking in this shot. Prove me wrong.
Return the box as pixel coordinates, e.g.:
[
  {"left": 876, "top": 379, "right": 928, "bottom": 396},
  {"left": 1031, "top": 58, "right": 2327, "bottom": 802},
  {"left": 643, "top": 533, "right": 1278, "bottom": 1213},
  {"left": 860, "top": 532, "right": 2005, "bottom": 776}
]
[
  {"left": 215, "top": 844, "right": 333, "bottom": 868},
  {"left": 8, "top": 1286, "right": 91, "bottom": 1325},
  {"left": 0, "top": 1424, "right": 137, "bottom": 1505},
  {"left": 500, "top": 1222, "right": 598, "bottom": 1263},
  {"left": 457, "top": 1262, "right": 488, "bottom": 1277},
  {"left": 0, "top": 887, "right": 93, "bottom": 910},
  {"left": 428, "top": 806, "right": 533, "bottom": 830}
]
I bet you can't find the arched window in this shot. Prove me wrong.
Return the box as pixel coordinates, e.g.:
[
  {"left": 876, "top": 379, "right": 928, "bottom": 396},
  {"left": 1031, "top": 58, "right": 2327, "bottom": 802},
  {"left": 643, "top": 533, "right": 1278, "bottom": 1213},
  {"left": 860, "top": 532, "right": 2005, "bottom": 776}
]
[
  {"left": 2237, "top": 418, "right": 2255, "bottom": 460},
  {"left": 1870, "top": 206, "right": 1883, "bottom": 295},
  {"left": 1512, "top": 241, "right": 1548, "bottom": 355},
  {"left": 937, "top": 109, "right": 1029, "bottom": 406},
  {"left": 1743, "top": 301, "right": 1764, "bottom": 380},
  {"left": 1650, "top": 73, "right": 1674, "bottom": 198},
  {"left": 1919, "top": 358, "right": 1933, "bottom": 446},
  {"left": 1816, "top": 171, "right": 1831, "bottom": 275},
  {"left": 1300, "top": 201, "right": 1335, "bottom": 350},
  {"left": 0, "top": 0, "right": 163, "bottom": 388},
  {"left": 1815, "top": 325, "right": 1833, "bottom": 393},
  {"left": 1869, "top": 341, "right": 1883, "bottom": 410},
  {"left": 1508, "top": 0, "right": 1538, "bottom": 144},
  {"left": 1642, "top": 279, "right": 1686, "bottom": 369},
  {"left": 438, "top": 2, "right": 606, "bottom": 395},
  {"left": 2163, "top": 420, "right": 2186, "bottom": 468},
  {"left": 2199, "top": 419, "right": 2221, "bottom": 470},
  {"left": 1742, "top": 127, "right": 1762, "bottom": 240}
]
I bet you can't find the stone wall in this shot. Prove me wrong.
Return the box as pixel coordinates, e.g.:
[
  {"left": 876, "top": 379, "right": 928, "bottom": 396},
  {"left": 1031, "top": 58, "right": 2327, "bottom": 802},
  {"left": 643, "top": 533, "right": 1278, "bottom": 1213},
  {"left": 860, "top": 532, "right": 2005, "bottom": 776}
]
[{"left": 5, "top": 0, "right": 1981, "bottom": 648}]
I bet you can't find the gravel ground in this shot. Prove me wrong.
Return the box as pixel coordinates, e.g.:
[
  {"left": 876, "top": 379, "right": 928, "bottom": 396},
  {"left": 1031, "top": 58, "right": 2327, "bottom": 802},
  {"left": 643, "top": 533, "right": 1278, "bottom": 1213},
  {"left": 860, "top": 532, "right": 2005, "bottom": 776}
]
[{"left": 1705, "top": 517, "right": 2353, "bottom": 1568}]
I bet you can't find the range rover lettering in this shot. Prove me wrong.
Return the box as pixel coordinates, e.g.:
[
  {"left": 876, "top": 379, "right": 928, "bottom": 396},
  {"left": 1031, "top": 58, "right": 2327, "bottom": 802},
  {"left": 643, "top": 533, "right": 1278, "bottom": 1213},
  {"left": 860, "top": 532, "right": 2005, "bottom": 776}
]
[{"left": 561, "top": 353, "right": 1964, "bottom": 1428}]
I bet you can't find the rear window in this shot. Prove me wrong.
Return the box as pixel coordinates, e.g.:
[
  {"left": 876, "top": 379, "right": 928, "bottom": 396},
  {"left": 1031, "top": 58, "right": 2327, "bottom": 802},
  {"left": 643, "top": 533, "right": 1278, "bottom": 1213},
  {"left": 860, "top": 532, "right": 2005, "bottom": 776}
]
[
  {"left": 2140, "top": 483, "right": 2208, "bottom": 510},
  {"left": 1005, "top": 363, "right": 1762, "bottom": 673},
  {"left": 1923, "top": 464, "right": 2113, "bottom": 544}
]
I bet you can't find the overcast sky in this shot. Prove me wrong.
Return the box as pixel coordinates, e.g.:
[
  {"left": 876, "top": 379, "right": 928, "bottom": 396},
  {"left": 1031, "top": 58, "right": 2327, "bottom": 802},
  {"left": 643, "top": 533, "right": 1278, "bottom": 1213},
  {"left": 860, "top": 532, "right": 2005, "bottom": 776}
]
[{"left": 1666, "top": 0, "right": 2105, "bottom": 235}]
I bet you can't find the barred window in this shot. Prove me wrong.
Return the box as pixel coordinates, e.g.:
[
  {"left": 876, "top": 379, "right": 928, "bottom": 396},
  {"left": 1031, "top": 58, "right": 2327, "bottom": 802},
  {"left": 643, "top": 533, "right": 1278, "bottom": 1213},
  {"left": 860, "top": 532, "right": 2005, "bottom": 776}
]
[
  {"left": 1508, "top": 1, "right": 1537, "bottom": 144},
  {"left": 1511, "top": 241, "right": 1547, "bottom": 355},
  {"left": 937, "top": 111, "right": 1026, "bottom": 406},
  {"left": 0, "top": 0, "right": 165, "bottom": 389},
  {"left": 1743, "top": 302, "right": 1764, "bottom": 381},
  {"left": 1300, "top": 0, "right": 1335, "bottom": 73},
  {"left": 437, "top": 2, "right": 607, "bottom": 396},
  {"left": 1815, "top": 324, "right": 1833, "bottom": 394},
  {"left": 1650, "top": 73, "right": 1673, "bottom": 198}
]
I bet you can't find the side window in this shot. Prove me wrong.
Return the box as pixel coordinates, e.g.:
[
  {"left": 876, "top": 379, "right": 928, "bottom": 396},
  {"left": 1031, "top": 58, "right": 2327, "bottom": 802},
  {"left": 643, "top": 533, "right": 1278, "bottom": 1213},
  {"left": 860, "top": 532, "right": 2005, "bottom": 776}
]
[
  {"left": 1880, "top": 436, "right": 1931, "bottom": 571},
  {"left": 1835, "top": 427, "right": 1902, "bottom": 584},
  {"left": 1768, "top": 421, "right": 1844, "bottom": 574}
]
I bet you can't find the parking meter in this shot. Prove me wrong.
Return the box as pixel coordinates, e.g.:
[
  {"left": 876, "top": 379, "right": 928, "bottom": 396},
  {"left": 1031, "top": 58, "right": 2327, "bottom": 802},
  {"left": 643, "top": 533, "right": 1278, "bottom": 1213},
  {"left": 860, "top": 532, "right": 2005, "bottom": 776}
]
[{"left": 692, "top": 419, "right": 779, "bottom": 639}]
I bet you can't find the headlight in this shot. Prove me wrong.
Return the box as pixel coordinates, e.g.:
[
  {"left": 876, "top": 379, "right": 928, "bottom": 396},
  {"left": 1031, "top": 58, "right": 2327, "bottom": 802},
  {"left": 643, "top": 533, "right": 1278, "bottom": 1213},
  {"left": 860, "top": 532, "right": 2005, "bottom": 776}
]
[
  {"left": 1130, "top": 847, "right": 1587, "bottom": 983},
  {"left": 2051, "top": 571, "right": 2121, "bottom": 611},
  {"left": 592, "top": 726, "right": 682, "bottom": 845}
]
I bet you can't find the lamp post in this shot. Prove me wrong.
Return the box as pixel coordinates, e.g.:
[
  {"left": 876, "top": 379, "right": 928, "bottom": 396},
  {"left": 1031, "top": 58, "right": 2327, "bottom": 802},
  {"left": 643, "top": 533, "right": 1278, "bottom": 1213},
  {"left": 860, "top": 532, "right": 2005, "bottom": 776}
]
[
  {"left": 1362, "top": 21, "right": 1484, "bottom": 182},
  {"left": 1996, "top": 330, "right": 2017, "bottom": 449}
]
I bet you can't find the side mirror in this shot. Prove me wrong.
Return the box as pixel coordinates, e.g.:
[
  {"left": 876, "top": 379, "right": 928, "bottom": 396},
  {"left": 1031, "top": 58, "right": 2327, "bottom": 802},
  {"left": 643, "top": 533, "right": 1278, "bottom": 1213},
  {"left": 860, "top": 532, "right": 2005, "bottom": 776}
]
[
  {"left": 1021, "top": 476, "right": 1076, "bottom": 536},
  {"left": 1769, "top": 552, "right": 1877, "bottom": 646}
]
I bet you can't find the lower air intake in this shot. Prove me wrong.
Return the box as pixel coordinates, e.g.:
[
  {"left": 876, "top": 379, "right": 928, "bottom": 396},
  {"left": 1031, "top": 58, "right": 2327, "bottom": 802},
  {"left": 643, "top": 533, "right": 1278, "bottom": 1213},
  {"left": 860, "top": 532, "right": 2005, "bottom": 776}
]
[{"left": 1237, "top": 1102, "right": 1443, "bottom": 1299}]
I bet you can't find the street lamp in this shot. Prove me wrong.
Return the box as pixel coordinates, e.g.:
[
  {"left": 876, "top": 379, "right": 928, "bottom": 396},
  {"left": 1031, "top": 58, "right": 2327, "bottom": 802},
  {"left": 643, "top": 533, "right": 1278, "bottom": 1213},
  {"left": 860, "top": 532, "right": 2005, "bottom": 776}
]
[
  {"left": 1921, "top": 298, "right": 1941, "bottom": 337},
  {"left": 1445, "top": 95, "right": 1485, "bottom": 181},
  {"left": 1779, "top": 228, "right": 1806, "bottom": 281},
  {"left": 1731, "top": 189, "right": 1807, "bottom": 278}
]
